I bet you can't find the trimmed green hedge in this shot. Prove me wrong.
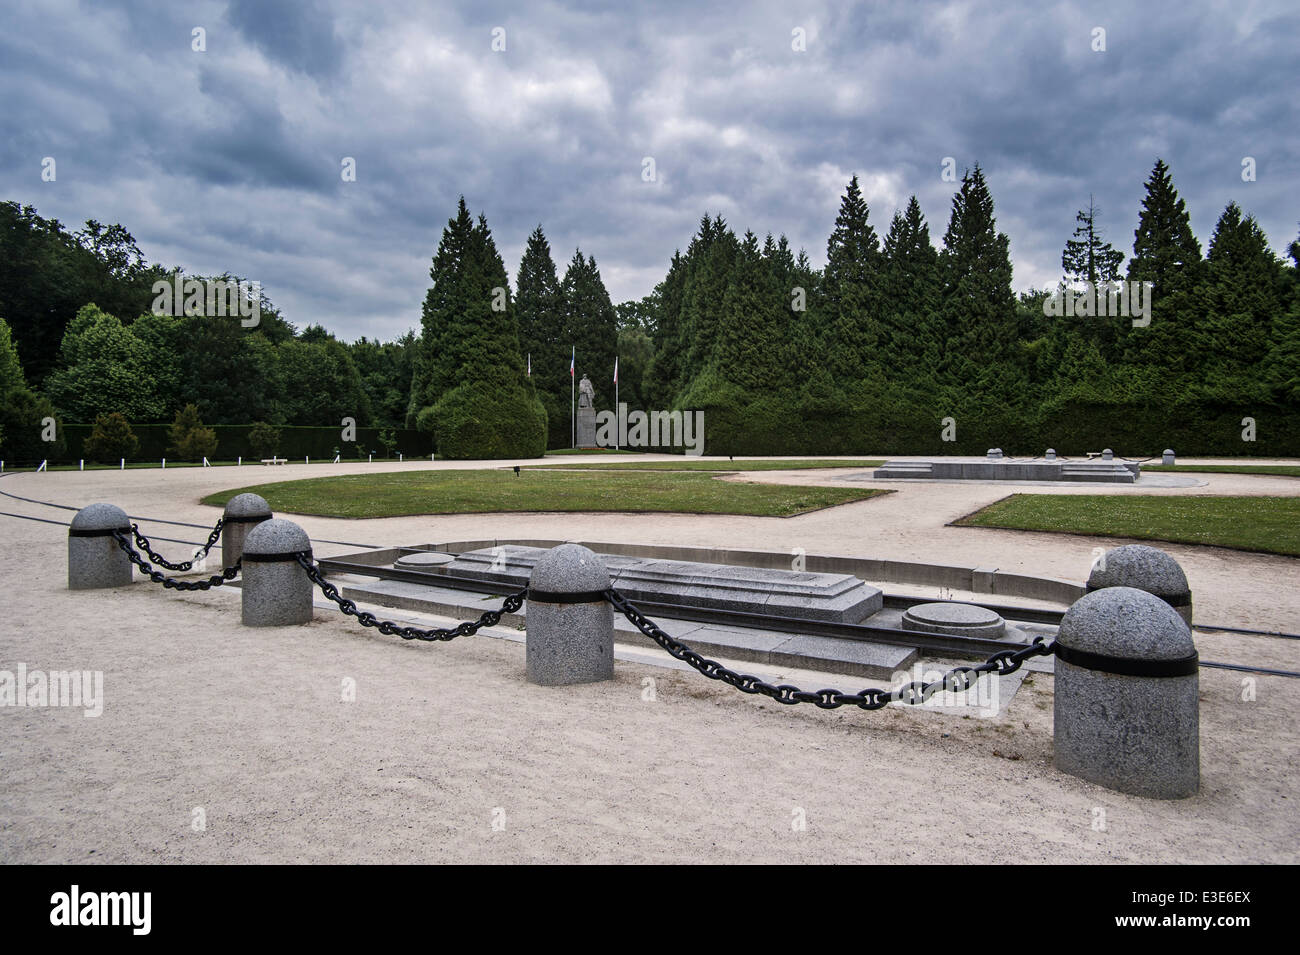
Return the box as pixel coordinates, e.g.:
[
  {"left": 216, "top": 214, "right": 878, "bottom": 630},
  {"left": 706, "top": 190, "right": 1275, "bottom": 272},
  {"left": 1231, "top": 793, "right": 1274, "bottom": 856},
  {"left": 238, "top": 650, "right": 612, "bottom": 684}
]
[
  {"left": 417, "top": 380, "right": 547, "bottom": 460},
  {"left": 8, "top": 399, "right": 1293, "bottom": 465},
  {"left": 687, "top": 396, "right": 1300, "bottom": 457}
]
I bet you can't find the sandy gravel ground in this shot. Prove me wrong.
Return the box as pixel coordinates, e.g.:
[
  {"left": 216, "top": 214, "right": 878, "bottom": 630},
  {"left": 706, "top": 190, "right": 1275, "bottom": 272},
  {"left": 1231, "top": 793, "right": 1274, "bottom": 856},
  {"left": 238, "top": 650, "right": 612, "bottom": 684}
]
[{"left": 1, "top": 456, "right": 1297, "bottom": 863}]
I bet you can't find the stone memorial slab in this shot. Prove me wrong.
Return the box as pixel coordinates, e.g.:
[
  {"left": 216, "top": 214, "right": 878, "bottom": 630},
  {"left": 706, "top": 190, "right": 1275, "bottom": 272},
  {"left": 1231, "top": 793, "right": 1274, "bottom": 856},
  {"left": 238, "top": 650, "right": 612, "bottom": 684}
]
[{"left": 391, "top": 544, "right": 884, "bottom": 624}]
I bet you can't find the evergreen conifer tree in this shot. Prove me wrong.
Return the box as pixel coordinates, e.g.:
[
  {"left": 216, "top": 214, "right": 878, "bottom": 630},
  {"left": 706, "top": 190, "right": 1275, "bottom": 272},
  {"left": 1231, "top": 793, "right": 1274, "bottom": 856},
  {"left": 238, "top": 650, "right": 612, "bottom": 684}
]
[
  {"left": 1062, "top": 196, "right": 1125, "bottom": 285},
  {"left": 1120, "top": 159, "right": 1204, "bottom": 382},
  {"left": 515, "top": 225, "right": 566, "bottom": 445},
  {"left": 560, "top": 250, "right": 618, "bottom": 416},
  {"left": 938, "top": 165, "right": 1019, "bottom": 395},
  {"left": 407, "top": 198, "right": 545, "bottom": 457}
]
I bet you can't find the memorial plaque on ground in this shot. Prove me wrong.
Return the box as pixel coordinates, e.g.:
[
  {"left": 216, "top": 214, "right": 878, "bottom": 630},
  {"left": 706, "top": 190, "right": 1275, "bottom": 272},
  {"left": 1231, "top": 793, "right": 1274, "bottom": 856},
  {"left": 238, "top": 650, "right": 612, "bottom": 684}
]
[{"left": 410, "top": 544, "right": 884, "bottom": 623}]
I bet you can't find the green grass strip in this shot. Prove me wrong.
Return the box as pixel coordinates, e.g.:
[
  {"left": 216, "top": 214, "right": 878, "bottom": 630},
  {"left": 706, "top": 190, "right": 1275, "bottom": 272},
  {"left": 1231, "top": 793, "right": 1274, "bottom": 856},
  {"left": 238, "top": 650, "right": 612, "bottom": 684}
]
[
  {"left": 953, "top": 493, "right": 1300, "bottom": 557},
  {"left": 202, "top": 468, "right": 891, "bottom": 518}
]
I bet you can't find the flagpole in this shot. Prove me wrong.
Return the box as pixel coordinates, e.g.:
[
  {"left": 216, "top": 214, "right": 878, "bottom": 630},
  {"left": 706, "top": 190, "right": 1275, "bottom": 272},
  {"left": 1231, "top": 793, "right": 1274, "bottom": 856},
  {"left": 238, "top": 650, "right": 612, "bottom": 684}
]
[
  {"left": 570, "top": 347, "right": 575, "bottom": 450},
  {"left": 614, "top": 356, "right": 619, "bottom": 452}
]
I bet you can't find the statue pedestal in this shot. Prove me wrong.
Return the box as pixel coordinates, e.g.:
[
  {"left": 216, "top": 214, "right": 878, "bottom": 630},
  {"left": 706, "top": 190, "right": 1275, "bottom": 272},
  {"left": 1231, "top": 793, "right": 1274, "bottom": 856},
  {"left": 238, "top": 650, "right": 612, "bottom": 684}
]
[{"left": 576, "top": 406, "right": 597, "bottom": 448}]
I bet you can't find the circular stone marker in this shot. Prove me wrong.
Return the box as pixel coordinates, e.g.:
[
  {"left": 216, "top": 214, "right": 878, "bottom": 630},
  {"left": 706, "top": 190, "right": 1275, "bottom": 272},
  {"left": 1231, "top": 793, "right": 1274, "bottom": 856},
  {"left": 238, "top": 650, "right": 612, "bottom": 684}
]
[
  {"left": 902, "top": 602, "right": 1006, "bottom": 638},
  {"left": 394, "top": 552, "right": 456, "bottom": 569}
]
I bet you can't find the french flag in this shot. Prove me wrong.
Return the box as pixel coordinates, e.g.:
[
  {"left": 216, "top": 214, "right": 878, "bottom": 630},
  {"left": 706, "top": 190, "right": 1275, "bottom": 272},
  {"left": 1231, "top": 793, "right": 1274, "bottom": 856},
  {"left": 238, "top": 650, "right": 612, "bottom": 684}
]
[{"left": 570, "top": 346, "right": 575, "bottom": 377}]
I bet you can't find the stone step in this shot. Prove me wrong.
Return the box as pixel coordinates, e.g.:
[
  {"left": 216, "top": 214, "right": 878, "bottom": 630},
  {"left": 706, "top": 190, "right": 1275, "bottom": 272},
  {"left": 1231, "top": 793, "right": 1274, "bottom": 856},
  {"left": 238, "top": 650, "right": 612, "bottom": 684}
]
[{"left": 872, "top": 464, "right": 934, "bottom": 477}]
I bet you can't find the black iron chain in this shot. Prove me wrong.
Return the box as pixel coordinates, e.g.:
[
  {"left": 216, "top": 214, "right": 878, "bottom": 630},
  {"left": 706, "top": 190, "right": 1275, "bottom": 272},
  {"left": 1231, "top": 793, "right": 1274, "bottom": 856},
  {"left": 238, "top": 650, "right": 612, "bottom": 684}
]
[
  {"left": 605, "top": 587, "right": 1054, "bottom": 710},
  {"left": 295, "top": 553, "right": 527, "bottom": 642},
  {"left": 113, "top": 529, "right": 240, "bottom": 590},
  {"left": 129, "top": 518, "right": 225, "bottom": 572}
]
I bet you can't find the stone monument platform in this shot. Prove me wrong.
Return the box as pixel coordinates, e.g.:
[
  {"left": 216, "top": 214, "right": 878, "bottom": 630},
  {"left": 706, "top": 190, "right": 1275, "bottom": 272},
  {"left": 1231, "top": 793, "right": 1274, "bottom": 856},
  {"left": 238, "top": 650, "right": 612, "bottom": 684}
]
[
  {"left": 872, "top": 457, "right": 1138, "bottom": 484},
  {"left": 410, "top": 544, "right": 884, "bottom": 623}
]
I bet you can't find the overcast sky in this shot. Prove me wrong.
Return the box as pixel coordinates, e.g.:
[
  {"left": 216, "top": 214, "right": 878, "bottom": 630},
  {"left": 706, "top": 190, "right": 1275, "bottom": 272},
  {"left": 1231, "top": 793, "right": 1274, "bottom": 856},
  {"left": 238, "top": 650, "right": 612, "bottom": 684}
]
[{"left": 2, "top": 0, "right": 1296, "bottom": 343}]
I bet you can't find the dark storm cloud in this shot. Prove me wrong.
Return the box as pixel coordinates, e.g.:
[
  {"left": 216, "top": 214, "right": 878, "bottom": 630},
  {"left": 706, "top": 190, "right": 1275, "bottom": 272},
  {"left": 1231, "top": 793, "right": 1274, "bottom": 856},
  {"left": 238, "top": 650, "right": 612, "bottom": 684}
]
[
  {"left": 0, "top": 0, "right": 1295, "bottom": 344},
  {"left": 225, "top": 0, "right": 346, "bottom": 81}
]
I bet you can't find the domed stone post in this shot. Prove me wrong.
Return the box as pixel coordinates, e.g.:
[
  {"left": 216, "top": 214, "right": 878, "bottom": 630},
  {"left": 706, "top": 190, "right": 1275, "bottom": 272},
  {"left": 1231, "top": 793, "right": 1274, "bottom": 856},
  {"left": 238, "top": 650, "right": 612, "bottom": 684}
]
[
  {"left": 241, "top": 519, "right": 314, "bottom": 627},
  {"left": 1053, "top": 586, "right": 1199, "bottom": 798},
  {"left": 221, "top": 493, "right": 272, "bottom": 569},
  {"left": 526, "top": 544, "right": 614, "bottom": 686},
  {"left": 1087, "top": 544, "right": 1192, "bottom": 627},
  {"left": 68, "top": 503, "right": 133, "bottom": 590},
  {"left": 1162, "top": 449, "right": 1175, "bottom": 465}
]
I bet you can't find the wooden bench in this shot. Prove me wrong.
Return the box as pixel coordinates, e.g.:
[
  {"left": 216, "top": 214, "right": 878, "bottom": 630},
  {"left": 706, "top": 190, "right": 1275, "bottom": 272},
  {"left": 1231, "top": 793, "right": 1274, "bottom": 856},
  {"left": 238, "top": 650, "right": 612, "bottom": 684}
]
[{"left": 261, "top": 457, "right": 287, "bottom": 466}]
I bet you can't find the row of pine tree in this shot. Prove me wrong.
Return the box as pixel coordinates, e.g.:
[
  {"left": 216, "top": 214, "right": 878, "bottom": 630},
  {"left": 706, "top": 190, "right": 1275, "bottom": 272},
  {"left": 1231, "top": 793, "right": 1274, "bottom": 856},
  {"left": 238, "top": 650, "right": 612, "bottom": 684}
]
[{"left": 410, "top": 159, "right": 1297, "bottom": 457}]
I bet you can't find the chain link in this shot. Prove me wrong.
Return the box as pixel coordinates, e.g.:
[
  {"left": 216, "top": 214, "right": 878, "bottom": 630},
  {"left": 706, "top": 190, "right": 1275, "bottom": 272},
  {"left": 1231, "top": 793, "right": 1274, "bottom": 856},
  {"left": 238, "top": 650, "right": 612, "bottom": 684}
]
[
  {"left": 129, "top": 518, "right": 226, "bottom": 572},
  {"left": 296, "top": 553, "right": 526, "bottom": 642},
  {"left": 113, "top": 529, "right": 240, "bottom": 590},
  {"left": 605, "top": 587, "right": 1054, "bottom": 710}
]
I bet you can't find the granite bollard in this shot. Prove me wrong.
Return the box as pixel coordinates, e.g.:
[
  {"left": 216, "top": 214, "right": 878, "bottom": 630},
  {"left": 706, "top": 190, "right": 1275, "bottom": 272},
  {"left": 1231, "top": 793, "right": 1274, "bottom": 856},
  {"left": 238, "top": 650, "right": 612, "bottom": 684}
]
[
  {"left": 1162, "top": 448, "right": 1175, "bottom": 465},
  {"left": 221, "top": 493, "right": 272, "bottom": 568},
  {"left": 526, "top": 544, "right": 614, "bottom": 686},
  {"left": 241, "top": 519, "right": 314, "bottom": 627},
  {"left": 1087, "top": 543, "right": 1193, "bottom": 626},
  {"left": 1053, "top": 586, "right": 1199, "bottom": 798},
  {"left": 68, "top": 502, "right": 133, "bottom": 590}
]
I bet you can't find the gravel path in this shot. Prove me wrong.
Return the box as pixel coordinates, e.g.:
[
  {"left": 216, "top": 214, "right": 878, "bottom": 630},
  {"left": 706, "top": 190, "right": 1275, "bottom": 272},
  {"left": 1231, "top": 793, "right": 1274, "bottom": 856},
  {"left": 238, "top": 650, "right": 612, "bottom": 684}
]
[{"left": 2, "top": 456, "right": 1296, "bottom": 863}]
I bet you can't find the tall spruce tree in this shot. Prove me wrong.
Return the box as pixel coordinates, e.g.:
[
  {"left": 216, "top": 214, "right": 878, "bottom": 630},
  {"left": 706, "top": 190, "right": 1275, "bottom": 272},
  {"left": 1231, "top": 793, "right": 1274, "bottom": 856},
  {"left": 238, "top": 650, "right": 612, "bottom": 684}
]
[
  {"left": 515, "top": 225, "right": 566, "bottom": 445},
  {"left": 821, "top": 176, "right": 884, "bottom": 389},
  {"left": 938, "top": 165, "right": 1019, "bottom": 396},
  {"left": 408, "top": 197, "right": 475, "bottom": 426},
  {"left": 678, "top": 216, "right": 738, "bottom": 395},
  {"left": 1120, "top": 159, "right": 1204, "bottom": 380},
  {"left": 1128, "top": 159, "right": 1204, "bottom": 296},
  {"left": 698, "top": 237, "right": 769, "bottom": 402},
  {"left": 1197, "top": 202, "right": 1281, "bottom": 402},
  {"left": 676, "top": 231, "right": 801, "bottom": 453},
  {"left": 643, "top": 249, "right": 688, "bottom": 408},
  {"left": 407, "top": 198, "right": 545, "bottom": 457},
  {"left": 1059, "top": 196, "right": 1126, "bottom": 361},
  {"left": 560, "top": 249, "right": 618, "bottom": 415},
  {"left": 1062, "top": 196, "right": 1125, "bottom": 285},
  {"left": 881, "top": 195, "right": 941, "bottom": 382},
  {"left": 763, "top": 233, "right": 803, "bottom": 396}
]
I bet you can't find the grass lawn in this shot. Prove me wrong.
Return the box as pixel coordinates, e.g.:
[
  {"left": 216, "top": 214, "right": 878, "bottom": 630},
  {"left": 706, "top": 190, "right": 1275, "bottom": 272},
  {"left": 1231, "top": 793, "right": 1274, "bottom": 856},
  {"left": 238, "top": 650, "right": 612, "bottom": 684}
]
[
  {"left": 1144, "top": 464, "right": 1300, "bottom": 478},
  {"left": 953, "top": 493, "right": 1300, "bottom": 557},
  {"left": 527, "top": 458, "right": 886, "bottom": 471},
  {"left": 202, "top": 468, "right": 892, "bottom": 518}
]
